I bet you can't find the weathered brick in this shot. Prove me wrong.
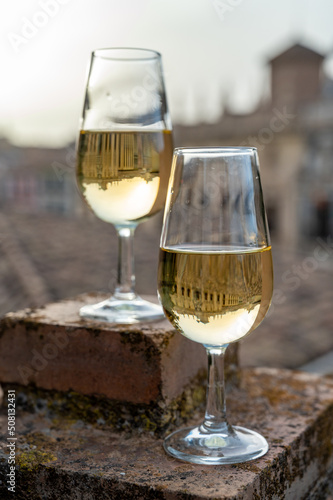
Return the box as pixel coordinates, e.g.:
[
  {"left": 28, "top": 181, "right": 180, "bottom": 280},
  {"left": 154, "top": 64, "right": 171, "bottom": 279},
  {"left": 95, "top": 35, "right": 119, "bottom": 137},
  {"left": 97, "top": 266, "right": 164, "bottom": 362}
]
[
  {"left": 0, "top": 293, "right": 238, "bottom": 431},
  {"left": 1, "top": 368, "right": 333, "bottom": 499}
]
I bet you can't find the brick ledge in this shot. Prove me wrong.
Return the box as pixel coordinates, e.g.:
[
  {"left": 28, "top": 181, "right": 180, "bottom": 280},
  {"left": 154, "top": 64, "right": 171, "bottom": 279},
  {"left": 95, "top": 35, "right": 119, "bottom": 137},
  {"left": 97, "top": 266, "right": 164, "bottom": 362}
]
[{"left": 1, "top": 367, "right": 333, "bottom": 499}]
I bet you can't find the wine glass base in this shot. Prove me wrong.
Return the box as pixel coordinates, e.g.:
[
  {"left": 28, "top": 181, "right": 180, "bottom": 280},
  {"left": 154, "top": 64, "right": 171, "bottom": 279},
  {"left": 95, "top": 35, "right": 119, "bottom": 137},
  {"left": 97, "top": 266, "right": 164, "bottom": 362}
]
[
  {"left": 163, "top": 425, "right": 268, "bottom": 465},
  {"left": 79, "top": 295, "right": 165, "bottom": 324}
]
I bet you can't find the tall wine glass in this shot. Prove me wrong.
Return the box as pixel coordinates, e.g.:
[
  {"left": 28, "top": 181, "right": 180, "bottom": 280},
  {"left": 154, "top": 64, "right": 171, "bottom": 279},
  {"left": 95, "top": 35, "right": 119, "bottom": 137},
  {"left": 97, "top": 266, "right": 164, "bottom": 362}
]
[
  {"left": 158, "top": 147, "right": 273, "bottom": 464},
  {"left": 76, "top": 48, "right": 173, "bottom": 323}
]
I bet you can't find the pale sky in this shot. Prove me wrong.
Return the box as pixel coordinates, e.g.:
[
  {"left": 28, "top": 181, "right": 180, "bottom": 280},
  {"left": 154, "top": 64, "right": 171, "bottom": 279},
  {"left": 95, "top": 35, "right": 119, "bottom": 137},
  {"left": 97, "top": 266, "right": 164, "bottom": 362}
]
[{"left": 1, "top": 0, "right": 333, "bottom": 147}]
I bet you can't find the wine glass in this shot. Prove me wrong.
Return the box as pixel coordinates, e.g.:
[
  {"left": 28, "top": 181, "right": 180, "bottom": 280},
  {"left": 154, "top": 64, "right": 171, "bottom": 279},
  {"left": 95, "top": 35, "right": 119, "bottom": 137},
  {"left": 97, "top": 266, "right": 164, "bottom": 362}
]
[
  {"left": 76, "top": 48, "right": 173, "bottom": 323},
  {"left": 158, "top": 147, "right": 273, "bottom": 464}
]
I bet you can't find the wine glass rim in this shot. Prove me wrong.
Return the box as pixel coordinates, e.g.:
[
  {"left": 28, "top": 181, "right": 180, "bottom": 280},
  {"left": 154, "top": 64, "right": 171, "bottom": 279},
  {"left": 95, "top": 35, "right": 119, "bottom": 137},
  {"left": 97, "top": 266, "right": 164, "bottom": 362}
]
[
  {"left": 92, "top": 47, "right": 161, "bottom": 61},
  {"left": 173, "top": 146, "right": 257, "bottom": 156}
]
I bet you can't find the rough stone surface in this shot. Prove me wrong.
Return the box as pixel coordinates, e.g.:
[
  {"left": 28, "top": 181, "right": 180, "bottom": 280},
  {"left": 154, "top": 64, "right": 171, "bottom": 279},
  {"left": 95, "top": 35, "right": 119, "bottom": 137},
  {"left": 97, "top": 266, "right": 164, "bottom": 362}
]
[
  {"left": 1, "top": 368, "right": 333, "bottom": 499},
  {"left": 0, "top": 294, "right": 238, "bottom": 431}
]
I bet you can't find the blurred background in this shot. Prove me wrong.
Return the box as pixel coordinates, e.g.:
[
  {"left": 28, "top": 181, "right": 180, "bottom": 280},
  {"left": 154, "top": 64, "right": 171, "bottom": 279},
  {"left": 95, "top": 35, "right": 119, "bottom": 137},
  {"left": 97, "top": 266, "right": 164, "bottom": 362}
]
[{"left": 0, "top": 0, "right": 332, "bottom": 370}]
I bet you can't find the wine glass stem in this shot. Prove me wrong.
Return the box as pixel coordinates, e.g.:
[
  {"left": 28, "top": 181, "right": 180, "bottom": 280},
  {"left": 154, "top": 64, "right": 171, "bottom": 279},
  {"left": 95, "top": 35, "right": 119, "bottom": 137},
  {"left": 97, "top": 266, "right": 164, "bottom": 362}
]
[
  {"left": 202, "top": 344, "right": 232, "bottom": 433},
  {"left": 114, "top": 225, "right": 137, "bottom": 300}
]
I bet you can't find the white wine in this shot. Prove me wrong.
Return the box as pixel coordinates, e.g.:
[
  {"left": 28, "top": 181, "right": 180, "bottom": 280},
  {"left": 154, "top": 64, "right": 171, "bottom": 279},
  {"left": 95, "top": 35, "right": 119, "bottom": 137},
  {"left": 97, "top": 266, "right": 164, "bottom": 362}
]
[
  {"left": 76, "top": 130, "right": 173, "bottom": 224},
  {"left": 158, "top": 245, "right": 273, "bottom": 346}
]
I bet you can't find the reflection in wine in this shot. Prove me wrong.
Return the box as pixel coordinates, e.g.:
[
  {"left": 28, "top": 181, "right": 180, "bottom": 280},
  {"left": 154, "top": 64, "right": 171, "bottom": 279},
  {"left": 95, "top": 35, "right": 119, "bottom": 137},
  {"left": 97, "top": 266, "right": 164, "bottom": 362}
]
[
  {"left": 76, "top": 129, "right": 173, "bottom": 224},
  {"left": 158, "top": 245, "right": 273, "bottom": 345}
]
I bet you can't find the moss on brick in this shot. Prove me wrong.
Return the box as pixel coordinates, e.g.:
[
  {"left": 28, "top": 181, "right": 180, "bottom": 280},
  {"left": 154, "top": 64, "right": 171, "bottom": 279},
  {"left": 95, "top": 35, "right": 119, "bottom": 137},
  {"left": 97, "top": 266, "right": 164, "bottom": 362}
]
[
  {"left": 16, "top": 450, "right": 57, "bottom": 471},
  {"left": 1, "top": 372, "right": 207, "bottom": 437}
]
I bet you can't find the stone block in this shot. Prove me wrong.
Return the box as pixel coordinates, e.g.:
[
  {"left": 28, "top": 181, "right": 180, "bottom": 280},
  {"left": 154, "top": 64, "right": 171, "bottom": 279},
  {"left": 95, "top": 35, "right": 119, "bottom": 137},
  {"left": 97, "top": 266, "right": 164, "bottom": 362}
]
[
  {"left": 0, "top": 293, "right": 238, "bottom": 432},
  {"left": 1, "top": 368, "right": 333, "bottom": 499}
]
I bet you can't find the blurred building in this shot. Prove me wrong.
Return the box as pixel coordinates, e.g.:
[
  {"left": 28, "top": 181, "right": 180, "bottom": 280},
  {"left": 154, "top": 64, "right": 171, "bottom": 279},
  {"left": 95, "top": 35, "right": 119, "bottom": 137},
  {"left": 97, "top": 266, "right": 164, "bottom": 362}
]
[
  {"left": 174, "top": 43, "right": 333, "bottom": 249},
  {"left": 0, "top": 139, "right": 83, "bottom": 315},
  {"left": 0, "top": 138, "right": 78, "bottom": 215},
  {"left": 1, "top": 42, "right": 332, "bottom": 250}
]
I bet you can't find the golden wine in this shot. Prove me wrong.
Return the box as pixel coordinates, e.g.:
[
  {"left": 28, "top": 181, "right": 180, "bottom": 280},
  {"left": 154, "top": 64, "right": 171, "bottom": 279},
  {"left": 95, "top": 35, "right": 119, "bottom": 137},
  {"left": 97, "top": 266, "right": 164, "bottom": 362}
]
[
  {"left": 76, "top": 130, "right": 173, "bottom": 224},
  {"left": 158, "top": 245, "right": 273, "bottom": 346}
]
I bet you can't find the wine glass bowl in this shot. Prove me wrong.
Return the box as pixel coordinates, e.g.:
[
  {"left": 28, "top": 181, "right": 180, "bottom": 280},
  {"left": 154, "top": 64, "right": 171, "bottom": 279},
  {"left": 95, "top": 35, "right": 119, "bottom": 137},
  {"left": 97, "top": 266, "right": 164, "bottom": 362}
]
[
  {"left": 76, "top": 48, "right": 173, "bottom": 323},
  {"left": 158, "top": 147, "right": 273, "bottom": 464}
]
